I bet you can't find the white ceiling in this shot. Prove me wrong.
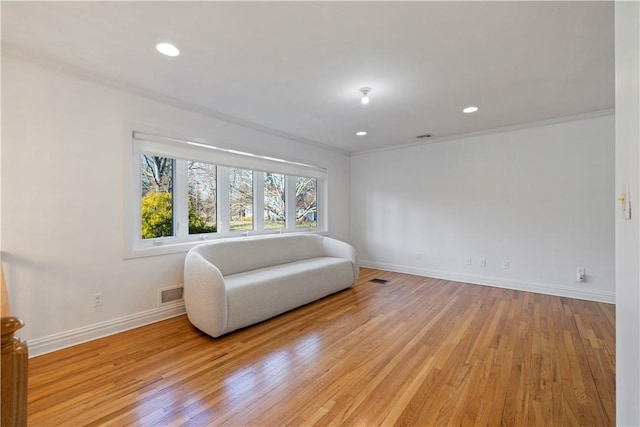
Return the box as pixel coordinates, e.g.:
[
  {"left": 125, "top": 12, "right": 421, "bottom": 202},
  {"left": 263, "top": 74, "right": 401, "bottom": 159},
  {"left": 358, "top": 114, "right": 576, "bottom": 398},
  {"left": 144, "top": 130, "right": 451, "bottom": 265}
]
[{"left": 1, "top": 1, "right": 614, "bottom": 153}]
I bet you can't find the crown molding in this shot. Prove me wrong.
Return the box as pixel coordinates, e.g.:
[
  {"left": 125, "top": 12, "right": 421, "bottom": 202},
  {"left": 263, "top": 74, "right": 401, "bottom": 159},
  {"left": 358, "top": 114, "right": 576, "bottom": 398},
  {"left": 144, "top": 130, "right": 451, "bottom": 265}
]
[
  {"left": 4, "top": 44, "right": 614, "bottom": 159},
  {"left": 352, "top": 109, "right": 615, "bottom": 157},
  {"left": 2, "top": 44, "right": 351, "bottom": 156}
]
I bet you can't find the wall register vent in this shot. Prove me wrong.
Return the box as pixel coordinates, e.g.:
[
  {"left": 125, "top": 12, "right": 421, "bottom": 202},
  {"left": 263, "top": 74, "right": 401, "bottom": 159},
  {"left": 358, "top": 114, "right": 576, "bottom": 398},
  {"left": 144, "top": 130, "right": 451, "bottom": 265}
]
[{"left": 158, "top": 285, "right": 184, "bottom": 306}]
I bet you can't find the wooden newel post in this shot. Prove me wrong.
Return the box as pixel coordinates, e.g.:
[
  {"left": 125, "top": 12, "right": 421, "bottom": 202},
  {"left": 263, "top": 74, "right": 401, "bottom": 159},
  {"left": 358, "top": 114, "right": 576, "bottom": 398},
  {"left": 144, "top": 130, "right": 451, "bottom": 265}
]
[{"left": 1, "top": 316, "right": 28, "bottom": 427}]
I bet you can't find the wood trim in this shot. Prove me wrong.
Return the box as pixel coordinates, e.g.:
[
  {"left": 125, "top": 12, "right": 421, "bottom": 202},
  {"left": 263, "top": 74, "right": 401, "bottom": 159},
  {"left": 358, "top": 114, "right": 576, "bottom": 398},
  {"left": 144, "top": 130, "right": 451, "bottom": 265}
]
[
  {"left": 1, "top": 262, "right": 29, "bottom": 426},
  {"left": 2, "top": 318, "right": 28, "bottom": 427}
]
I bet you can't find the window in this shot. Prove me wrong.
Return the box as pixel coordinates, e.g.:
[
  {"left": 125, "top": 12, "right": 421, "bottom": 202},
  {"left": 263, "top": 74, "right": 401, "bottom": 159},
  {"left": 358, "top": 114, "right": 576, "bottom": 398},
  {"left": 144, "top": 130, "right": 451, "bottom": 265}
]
[
  {"left": 229, "top": 168, "right": 253, "bottom": 232},
  {"left": 127, "top": 132, "right": 326, "bottom": 257},
  {"left": 296, "top": 177, "right": 317, "bottom": 228},
  {"left": 141, "top": 155, "right": 174, "bottom": 239},
  {"left": 264, "top": 173, "right": 285, "bottom": 229},
  {"left": 188, "top": 161, "right": 217, "bottom": 235}
]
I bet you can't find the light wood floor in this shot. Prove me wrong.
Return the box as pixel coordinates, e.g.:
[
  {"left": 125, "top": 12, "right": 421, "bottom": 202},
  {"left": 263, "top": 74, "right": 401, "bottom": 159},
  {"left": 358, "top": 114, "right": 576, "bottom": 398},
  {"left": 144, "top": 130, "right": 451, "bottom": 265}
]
[{"left": 28, "top": 268, "right": 615, "bottom": 426}]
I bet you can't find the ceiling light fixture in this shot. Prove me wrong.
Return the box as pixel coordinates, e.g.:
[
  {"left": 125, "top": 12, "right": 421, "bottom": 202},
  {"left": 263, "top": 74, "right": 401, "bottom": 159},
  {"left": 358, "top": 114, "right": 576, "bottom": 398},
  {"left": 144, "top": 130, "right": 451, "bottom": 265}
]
[
  {"left": 156, "top": 43, "right": 180, "bottom": 57},
  {"left": 356, "top": 131, "right": 367, "bottom": 136},
  {"left": 360, "top": 87, "right": 371, "bottom": 105},
  {"left": 463, "top": 106, "right": 479, "bottom": 113}
]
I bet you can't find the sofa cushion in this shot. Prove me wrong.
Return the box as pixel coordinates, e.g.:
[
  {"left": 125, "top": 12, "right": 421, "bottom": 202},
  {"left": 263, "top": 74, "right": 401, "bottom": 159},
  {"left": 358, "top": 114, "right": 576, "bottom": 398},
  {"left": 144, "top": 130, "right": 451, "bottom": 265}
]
[
  {"left": 193, "top": 234, "right": 326, "bottom": 276},
  {"left": 225, "top": 257, "right": 354, "bottom": 332}
]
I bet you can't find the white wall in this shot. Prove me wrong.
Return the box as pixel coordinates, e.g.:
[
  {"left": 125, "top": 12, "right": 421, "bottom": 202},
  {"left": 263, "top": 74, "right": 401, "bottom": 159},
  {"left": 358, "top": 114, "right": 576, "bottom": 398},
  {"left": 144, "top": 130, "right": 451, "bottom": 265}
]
[
  {"left": 1, "top": 56, "right": 351, "bottom": 355},
  {"left": 615, "top": 1, "right": 640, "bottom": 425},
  {"left": 351, "top": 114, "right": 615, "bottom": 302}
]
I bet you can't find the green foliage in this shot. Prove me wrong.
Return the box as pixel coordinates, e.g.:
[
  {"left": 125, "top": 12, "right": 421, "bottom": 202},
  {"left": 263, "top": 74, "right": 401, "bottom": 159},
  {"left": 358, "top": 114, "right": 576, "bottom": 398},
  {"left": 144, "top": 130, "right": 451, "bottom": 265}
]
[
  {"left": 188, "top": 198, "right": 217, "bottom": 234},
  {"left": 295, "top": 219, "right": 317, "bottom": 228},
  {"left": 141, "top": 193, "right": 173, "bottom": 238},
  {"left": 142, "top": 193, "right": 216, "bottom": 238}
]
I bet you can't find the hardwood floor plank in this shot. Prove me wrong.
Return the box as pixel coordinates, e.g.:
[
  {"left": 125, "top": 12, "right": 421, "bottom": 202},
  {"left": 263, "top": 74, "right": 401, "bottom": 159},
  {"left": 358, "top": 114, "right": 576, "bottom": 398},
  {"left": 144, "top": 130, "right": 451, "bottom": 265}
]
[{"left": 27, "top": 268, "right": 615, "bottom": 426}]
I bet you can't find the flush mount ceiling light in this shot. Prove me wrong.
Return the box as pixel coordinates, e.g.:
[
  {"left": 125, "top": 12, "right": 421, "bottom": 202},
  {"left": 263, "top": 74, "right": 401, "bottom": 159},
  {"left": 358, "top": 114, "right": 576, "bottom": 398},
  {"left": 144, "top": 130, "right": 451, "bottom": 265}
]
[
  {"left": 356, "top": 131, "right": 367, "bottom": 136},
  {"left": 156, "top": 43, "right": 180, "bottom": 57},
  {"left": 463, "top": 106, "right": 479, "bottom": 113},
  {"left": 360, "top": 87, "right": 371, "bottom": 105}
]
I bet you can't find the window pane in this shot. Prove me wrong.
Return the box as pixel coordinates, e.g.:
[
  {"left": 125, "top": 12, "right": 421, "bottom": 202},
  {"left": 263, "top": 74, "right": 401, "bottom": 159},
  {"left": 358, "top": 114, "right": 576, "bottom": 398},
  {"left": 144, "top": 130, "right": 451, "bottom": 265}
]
[
  {"left": 264, "top": 173, "right": 285, "bottom": 229},
  {"left": 140, "top": 155, "right": 174, "bottom": 239},
  {"left": 296, "top": 177, "right": 317, "bottom": 228},
  {"left": 229, "top": 168, "right": 254, "bottom": 231},
  {"left": 188, "top": 162, "right": 217, "bottom": 234}
]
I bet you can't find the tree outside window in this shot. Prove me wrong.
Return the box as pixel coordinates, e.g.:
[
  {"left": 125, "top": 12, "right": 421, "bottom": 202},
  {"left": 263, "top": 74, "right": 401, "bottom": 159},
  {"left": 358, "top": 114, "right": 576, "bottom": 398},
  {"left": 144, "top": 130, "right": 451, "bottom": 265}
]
[
  {"left": 188, "top": 162, "right": 217, "bottom": 234},
  {"left": 264, "top": 172, "right": 285, "bottom": 229},
  {"left": 296, "top": 177, "right": 317, "bottom": 228},
  {"left": 229, "top": 168, "right": 253, "bottom": 231},
  {"left": 140, "top": 155, "right": 174, "bottom": 239},
  {"left": 134, "top": 145, "right": 323, "bottom": 251}
]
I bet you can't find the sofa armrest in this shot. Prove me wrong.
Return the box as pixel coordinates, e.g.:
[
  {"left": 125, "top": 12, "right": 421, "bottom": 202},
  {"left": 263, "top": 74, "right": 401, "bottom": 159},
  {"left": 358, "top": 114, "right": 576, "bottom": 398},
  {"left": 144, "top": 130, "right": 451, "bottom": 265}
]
[
  {"left": 184, "top": 251, "right": 228, "bottom": 337},
  {"left": 322, "top": 237, "right": 359, "bottom": 285}
]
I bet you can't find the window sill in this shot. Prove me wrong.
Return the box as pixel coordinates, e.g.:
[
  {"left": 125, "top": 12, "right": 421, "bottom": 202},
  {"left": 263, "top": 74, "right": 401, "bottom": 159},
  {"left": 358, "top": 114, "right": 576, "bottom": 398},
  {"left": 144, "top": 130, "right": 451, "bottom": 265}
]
[{"left": 123, "top": 229, "right": 329, "bottom": 259}]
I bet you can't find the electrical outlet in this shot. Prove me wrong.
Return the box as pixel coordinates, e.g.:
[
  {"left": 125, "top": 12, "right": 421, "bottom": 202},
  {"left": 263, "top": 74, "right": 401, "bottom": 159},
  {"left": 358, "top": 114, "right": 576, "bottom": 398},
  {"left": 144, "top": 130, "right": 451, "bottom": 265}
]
[
  {"left": 480, "top": 258, "right": 487, "bottom": 267},
  {"left": 93, "top": 293, "right": 103, "bottom": 308},
  {"left": 416, "top": 252, "right": 422, "bottom": 260},
  {"left": 503, "top": 260, "right": 510, "bottom": 270},
  {"left": 577, "top": 268, "right": 586, "bottom": 281},
  {"left": 465, "top": 257, "right": 472, "bottom": 266}
]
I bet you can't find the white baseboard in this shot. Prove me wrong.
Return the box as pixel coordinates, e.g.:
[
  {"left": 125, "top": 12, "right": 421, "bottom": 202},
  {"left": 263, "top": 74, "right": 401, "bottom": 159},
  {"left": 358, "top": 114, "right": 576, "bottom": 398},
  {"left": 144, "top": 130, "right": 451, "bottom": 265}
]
[
  {"left": 360, "top": 260, "right": 615, "bottom": 304},
  {"left": 27, "top": 262, "right": 614, "bottom": 357},
  {"left": 28, "top": 303, "right": 186, "bottom": 358}
]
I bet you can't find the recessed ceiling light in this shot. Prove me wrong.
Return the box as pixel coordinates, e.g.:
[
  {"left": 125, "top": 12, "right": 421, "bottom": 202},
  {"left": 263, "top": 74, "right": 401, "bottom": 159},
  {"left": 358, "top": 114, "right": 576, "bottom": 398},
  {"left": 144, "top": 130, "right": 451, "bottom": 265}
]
[
  {"left": 356, "top": 131, "right": 367, "bottom": 136},
  {"left": 156, "top": 43, "right": 180, "bottom": 57},
  {"left": 463, "top": 106, "right": 479, "bottom": 113}
]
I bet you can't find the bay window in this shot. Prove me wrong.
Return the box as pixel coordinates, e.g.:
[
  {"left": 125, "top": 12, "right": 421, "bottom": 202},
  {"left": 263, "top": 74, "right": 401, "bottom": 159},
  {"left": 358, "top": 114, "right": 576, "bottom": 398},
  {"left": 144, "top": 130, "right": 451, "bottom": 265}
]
[{"left": 126, "top": 131, "right": 327, "bottom": 257}]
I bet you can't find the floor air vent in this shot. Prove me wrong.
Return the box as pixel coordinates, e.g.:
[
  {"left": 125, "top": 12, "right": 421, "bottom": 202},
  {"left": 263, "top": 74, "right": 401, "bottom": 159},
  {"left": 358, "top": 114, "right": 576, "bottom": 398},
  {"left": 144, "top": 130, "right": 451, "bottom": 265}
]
[
  {"left": 158, "top": 286, "right": 184, "bottom": 306},
  {"left": 370, "top": 278, "right": 390, "bottom": 284}
]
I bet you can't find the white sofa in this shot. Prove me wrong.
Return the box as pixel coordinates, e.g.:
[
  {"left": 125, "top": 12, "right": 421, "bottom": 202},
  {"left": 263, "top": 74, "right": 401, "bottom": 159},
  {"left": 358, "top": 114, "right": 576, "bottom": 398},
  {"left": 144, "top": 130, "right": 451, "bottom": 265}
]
[{"left": 183, "top": 234, "right": 359, "bottom": 338}]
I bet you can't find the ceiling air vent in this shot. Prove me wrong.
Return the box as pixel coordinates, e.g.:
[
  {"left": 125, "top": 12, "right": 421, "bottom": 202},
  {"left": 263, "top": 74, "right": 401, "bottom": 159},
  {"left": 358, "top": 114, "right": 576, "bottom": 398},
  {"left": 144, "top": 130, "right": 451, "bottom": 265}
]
[{"left": 158, "top": 286, "right": 184, "bottom": 306}]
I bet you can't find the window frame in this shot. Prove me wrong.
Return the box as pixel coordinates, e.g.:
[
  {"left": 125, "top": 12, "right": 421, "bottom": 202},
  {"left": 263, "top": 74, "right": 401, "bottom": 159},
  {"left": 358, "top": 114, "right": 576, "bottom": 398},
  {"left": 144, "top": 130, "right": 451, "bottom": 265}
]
[{"left": 124, "top": 130, "right": 327, "bottom": 258}]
